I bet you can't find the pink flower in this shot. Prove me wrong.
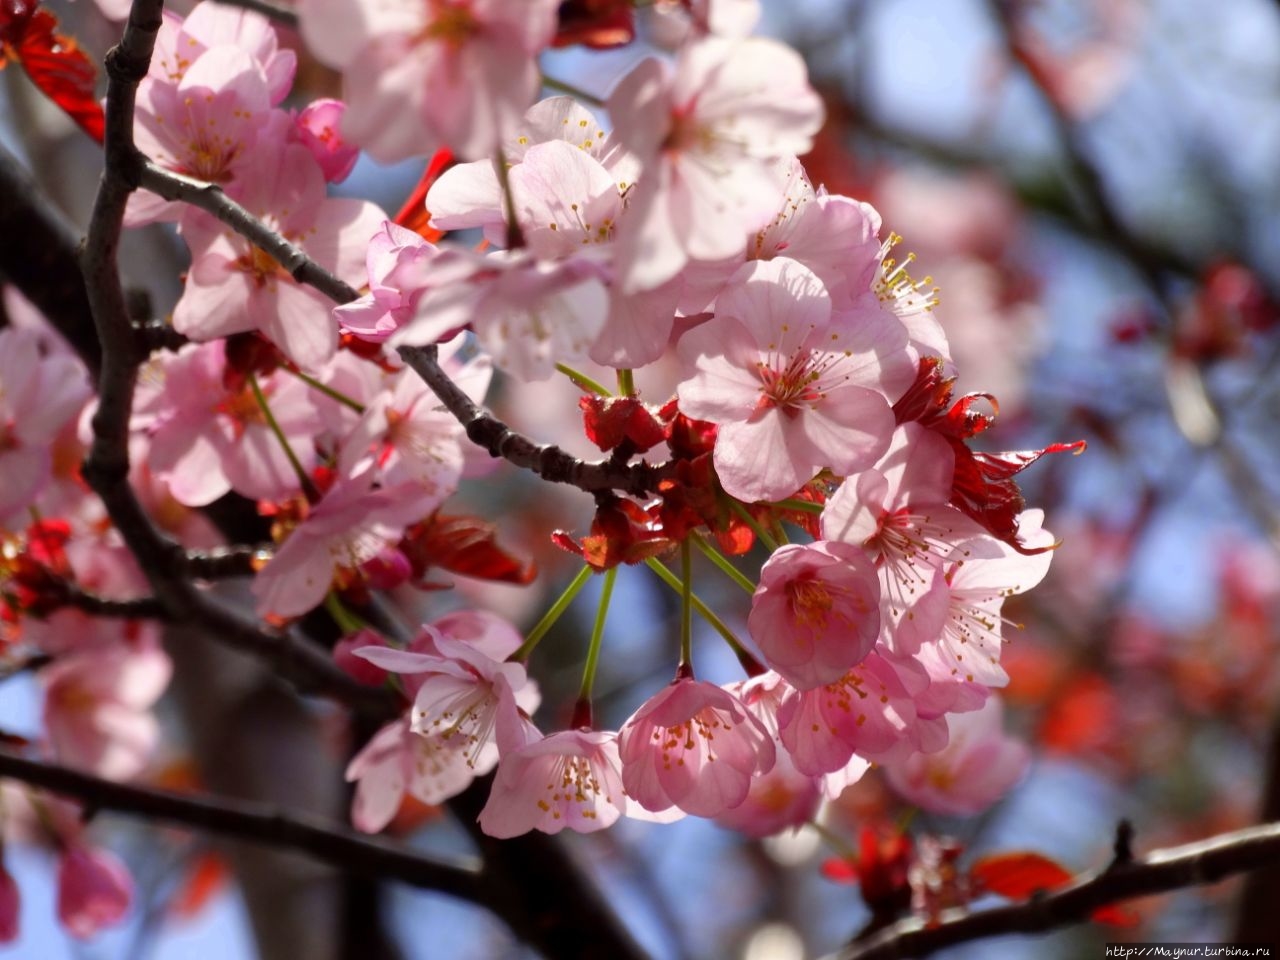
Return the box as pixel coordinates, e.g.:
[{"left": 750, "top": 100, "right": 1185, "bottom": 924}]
[
  {"left": 618, "top": 678, "right": 775, "bottom": 818},
  {"left": 713, "top": 749, "right": 820, "bottom": 838},
  {"left": 298, "top": 0, "right": 561, "bottom": 161},
  {"left": 777, "top": 648, "right": 947, "bottom": 776},
  {"left": 676, "top": 257, "right": 906, "bottom": 501},
  {"left": 345, "top": 715, "right": 479, "bottom": 833},
  {"left": 292, "top": 99, "right": 360, "bottom": 183},
  {"left": 150, "top": 4, "right": 296, "bottom": 104},
  {"left": 391, "top": 249, "right": 608, "bottom": 381},
  {"left": 337, "top": 334, "right": 489, "bottom": 493},
  {"left": 138, "top": 341, "right": 330, "bottom": 506},
  {"left": 56, "top": 845, "right": 133, "bottom": 939},
  {"left": 334, "top": 221, "right": 444, "bottom": 342},
  {"left": 478, "top": 729, "right": 627, "bottom": 837},
  {"left": 907, "top": 510, "right": 1055, "bottom": 713},
  {"left": 748, "top": 541, "right": 881, "bottom": 690},
  {"left": 0, "top": 862, "right": 17, "bottom": 944},
  {"left": 882, "top": 697, "right": 1030, "bottom": 816},
  {"left": 0, "top": 327, "right": 92, "bottom": 524},
  {"left": 252, "top": 471, "right": 439, "bottom": 619},
  {"left": 355, "top": 634, "right": 540, "bottom": 771},
  {"left": 173, "top": 139, "right": 385, "bottom": 370},
  {"left": 608, "top": 38, "right": 823, "bottom": 291},
  {"left": 129, "top": 47, "right": 273, "bottom": 226},
  {"left": 41, "top": 645, "right": 172, "bottom": 780}
]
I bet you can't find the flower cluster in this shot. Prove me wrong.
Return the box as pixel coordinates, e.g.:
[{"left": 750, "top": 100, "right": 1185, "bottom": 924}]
[{"left": 0, "top": 0, "right": 1085, "bottom": 939}]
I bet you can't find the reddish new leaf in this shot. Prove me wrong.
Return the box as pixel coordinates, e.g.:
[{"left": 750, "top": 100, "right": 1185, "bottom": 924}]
[
  {"left": 169, "top": 851, "right": 228, "bottom": 919},
  {"left": 553, "top": 0, "right": 634, "bottom": 48},
  {"left": 402, "top": 514, "right": 536, "bottom": 585},
  {"left": 393, "top": 148, "right": 454, "bottom": 243},
  {"left": 970, "top": 851, "right": 1136, "bottom": 926},
  {"left": 1, "top": 3, "right": 104, "bottom": 142}
]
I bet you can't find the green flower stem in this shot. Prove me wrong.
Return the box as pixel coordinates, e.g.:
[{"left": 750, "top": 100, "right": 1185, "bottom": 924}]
[
  {"left": 540, "top": 74, "right": 605, "bottom": 107},
  {"left": 679, "top": 539, "right": 693, "bottom": 671},
  {"left": 577, "top": 567, "right": 616, "bottom": 706},
  {"left": 510, "top": 565, "right": 594, "bottom": 662},
  {"left": 248, "top": 372, "right": 318, "bottom": 502},
  {"left": 494, "top": 146, "right": 523, "bottom": 249},
  {"left": 643, "top": 557, "right": 756, "bottom": 667},
  {"left": 728, "top": 499, "right": 779, "bottom": 552},
  {"left": 774, "top": 497, "right": 824, "bottom": 515},
  {"left": 286, "top": 368, "right": 366, "bottom": 414},
  {"left": 692, "top": 533, "right": 756, "bottom": 596},
  {"left": 808, "top": 819, "right": 859, "bottom": 863},
  {"left": 616, "top": 368, "right": 636, "bottom": 398},
  {"left": 556, "top": 363, "right": 612, "bottom": 397},
  {"left": 324, "top": 593, "right": 367, "bottom": 634}
]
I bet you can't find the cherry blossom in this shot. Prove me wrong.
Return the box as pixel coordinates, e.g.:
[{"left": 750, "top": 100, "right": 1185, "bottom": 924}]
[
  {"left": 617, "top": 678, "right": 775, "bottom": 818},
  {"left": 150, "top": 3, "right": 295, "bottom": 103},
  {"left": 252, "top": 470, "right": 440, "bottom": 619},
  {"left": 608, "top": 37, "right": 824, "bottom": 291},
  {"left": 0, "top": 326, "right": 92, "bottom": 524},
  {"left": 41, "top": 645, "right": 172, "bottom": 780},
  {"left": 291, "top": 99, "right": 360, "bottom": 183},
  {"left": 297, "top": 0, "right": 561, "bottom": 161},
  {"left": 676, "top": 258, "right": 907, "bottom": 501},
  {"left": 0, "top": 863, "right": 16, "bottom": 944},
  {"left": 345, "top": 715, "right": 480, "bottom": 833},
  {"left": 56, "top": 845, "right": 133, "bottom": 939},
  {"left": 748, "top": 540, "right": 881, "bottom": 690},
  {"left": 173, "top": 139, "right": 385, "bottom": 370},
  {"left": 882, "top": 696, "right": 1030, "bottom": 815},
  {"left": 712, "top": 749, "right": 821, "bottom": 838},
  {"left": 478, "top": 728, "right": 627, "bottom": 837}
]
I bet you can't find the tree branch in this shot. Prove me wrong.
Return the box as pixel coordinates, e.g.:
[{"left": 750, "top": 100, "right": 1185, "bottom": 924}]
[
  {"left": 833, "top": 821, "right": 1280, "bottom": 960},
  {"left": 209, "top": 0, "right": 299, "bottom": 29},
  {"left": 0, "top": 748, "right": 485, "bottom": 903}
]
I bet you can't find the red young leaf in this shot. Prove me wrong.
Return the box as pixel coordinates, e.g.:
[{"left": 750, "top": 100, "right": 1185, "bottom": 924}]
[
  {"left": 970, "top": 851, "right": 1136, "bottom": 926},
  {"left": 554, "top": 0, "right": 635, "bottom": 48},
  {"left": 970, "top": 851, "right": 1074, "bottom": 898},
  {"left": 169, "top": 851, "right": 228, "bottom": 919},
  {"left": 393, "top": 148, "right": 454, "bottom": 243},
  {"left": 1, "top": 4, "right": 104, "bottom": 142},
  {"left": 402, "top": 515, "right": 536, "bottom": 585}
]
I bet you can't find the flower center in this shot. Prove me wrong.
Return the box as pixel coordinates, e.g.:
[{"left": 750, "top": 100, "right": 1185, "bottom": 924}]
[{"left": 787, "top": 577, "right": 834, "bottom": 630}]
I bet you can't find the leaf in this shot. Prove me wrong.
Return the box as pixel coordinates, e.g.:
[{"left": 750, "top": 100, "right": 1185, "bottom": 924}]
[
  {"left": 970, "top": 851, "right": 1137, "bottom": 926},
  {"left": 168, "top": 851, "right": 228, "bottom": 919},
  {"left": 393, "top": 148, "right": 454, "bottom": 243},
  {"left": 1, "top": 5, "right": 105, "bottom": 142},
  {"left": 403, "top": 514, "right": 536, "bottom": 585},
  {"left": 970, "top": 851, "right": 1074, "bottom": 899}
]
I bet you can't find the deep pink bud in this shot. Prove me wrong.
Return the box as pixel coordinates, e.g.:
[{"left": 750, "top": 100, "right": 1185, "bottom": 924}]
[
  {"left": 334, "top": 628, "right": 391, "bottom": 686},
  {"left": 293, "top": 99, "right": 359, "bottom": 183},
  {"left": 0, "top": 861, "right": 19, "bottom": 944},
  {"left": 56, "top": 845, "right": 132, "bottom": 939}
]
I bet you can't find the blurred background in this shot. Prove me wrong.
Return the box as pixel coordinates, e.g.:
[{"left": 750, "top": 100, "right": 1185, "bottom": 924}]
[{"left": 3, "top": 0, "right": 1280, "bottom": 956}]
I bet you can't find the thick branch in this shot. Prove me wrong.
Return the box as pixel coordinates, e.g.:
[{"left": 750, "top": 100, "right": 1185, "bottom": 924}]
[
  {"left": 0, "top": 749, "right": 484, "bottom": 903},
  {"left": 835, "top": 822, "right": 1280, "bottom": 960}
]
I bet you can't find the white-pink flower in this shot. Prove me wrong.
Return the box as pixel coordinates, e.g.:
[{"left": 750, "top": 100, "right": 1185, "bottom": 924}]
[
  {"left": 882, "top": 696, "right": 1030, "bottom": 816},
  {"left": 345, "top": 714, "right": 479, "bottom": 833},
  {"left": 478, "top": 728, "right": 627, "bottom": 837},
  {"left": 609, "top": 37, "right": 823, "bottom": 291},
  {"left": 618, "top": 678, "right": 775, "bottom": 818},
  {"left": 252, "top": 471, "right": 438, "bottom": 618},
  {"left": 137, "top": 342, "right": 330, "bottom": 506},
  {"left": 173, "top": 140, "right": 385, "bottom": 370},
  {"left": 676, "top": 257, "right": 906, "bottom": 501},
  {"left": 298, "top": 0, "right": 560, "bottom": 161},
  {"left": 748, "top": 541, "right": 881, "bottom": 690},
  {"left": 777, "top": 648, "right": 947, "bottom": 776},
  {"left": 292, "top": 99, "right": 360, "bottom": 183},
  {"left": 41, "top": 645, "right": 171, "bottom": 781},
  {"left": 150, "top": 3, "right": 296, "bottom": 103},
  {"left": 0, "top": 327, "right": 92, "bottom": 524}
]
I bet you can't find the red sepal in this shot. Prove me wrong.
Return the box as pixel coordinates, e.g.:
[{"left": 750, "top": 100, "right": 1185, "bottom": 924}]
[
  {"left": 580, "top": 395, "right": 668, "bottom": 453},
  {"left": 1, "top": 2, "right": 104, "bottom": 142}
]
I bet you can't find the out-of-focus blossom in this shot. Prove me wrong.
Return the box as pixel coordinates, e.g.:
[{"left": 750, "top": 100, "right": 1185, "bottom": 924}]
[{"left": 56, "top": 845, "right": 133, "bottom": 939}]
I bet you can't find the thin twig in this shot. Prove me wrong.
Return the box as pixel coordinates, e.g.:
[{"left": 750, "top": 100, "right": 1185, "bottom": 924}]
[
  {"left": 0, "top": 749, "right": 485, "bottom": 902},
  {"left": 835, "top": 821, "right": 1280, "bottom": 960}
]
